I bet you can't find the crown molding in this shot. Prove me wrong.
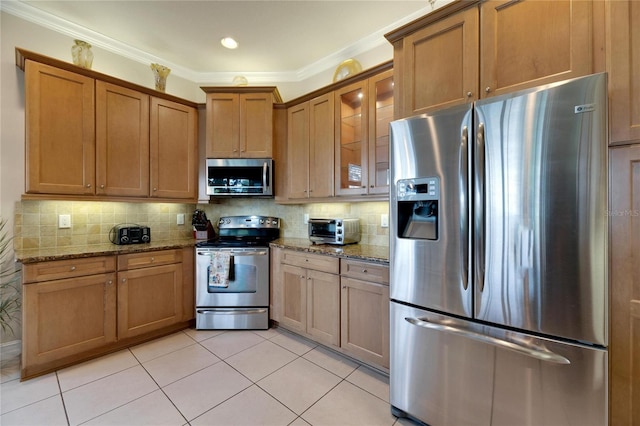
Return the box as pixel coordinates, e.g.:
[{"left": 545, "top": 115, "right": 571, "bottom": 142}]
[{"left": 2, "top": 0, "right": 446, "bottom": 84}]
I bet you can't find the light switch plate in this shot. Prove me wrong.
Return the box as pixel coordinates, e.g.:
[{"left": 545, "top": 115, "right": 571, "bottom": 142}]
[
  {"left": 58, "top": 214, "right": 71, "bottom": 229},
  {"left": 304, "top": 213, "right": 309, "bottom": 224},
  {"left": 381, "top": 214, "right": 389, "bottom": 228},
  {"left": 177, "top": 213, "right": 185, "bottom": 225}
]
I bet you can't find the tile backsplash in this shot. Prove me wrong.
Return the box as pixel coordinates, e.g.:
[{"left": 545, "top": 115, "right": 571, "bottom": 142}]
[{"left": 14, "top": 199, "right": 390, "bottom": 250}]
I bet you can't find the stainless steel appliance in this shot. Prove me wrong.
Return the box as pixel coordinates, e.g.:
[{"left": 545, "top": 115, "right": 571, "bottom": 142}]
[
  {"left": 308, "top": 218, "right": 360, "bottom": 245},
  {"left": 389, "top": 73, "right": 608, "bottom": 425},
  {"left": 195, "top": 215, "right": 280, "bottom": 329},
  {"left": 206, "top": 158, "right": 273, "bottom": 196}
]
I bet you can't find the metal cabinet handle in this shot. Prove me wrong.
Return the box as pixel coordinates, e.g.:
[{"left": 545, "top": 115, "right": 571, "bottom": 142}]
[
  {"left": 70, "top": 266, "right": 76, "bottom": 271},
  {"left": 485, "top": 86, "right": 491, "bottom": 93},
  {"left": 467, "top": 91, "right": 473, "bottom": 98},
  {"left": 121, "top": 278, "right": 126, "bottom": 283},
  {"left": 362, "top": 269, "right": 368, "bottom": 273},
  {"left": 405, "top": 317, "right": 570, "bottom": 365},
  {"left": 85, "top": 183, "right": 91, "bottom": 188},
  {"left": 150, "top": 257, "right": 155, "bottom": 262},
  {"left": 153, "top": 187, "right": 157, "bottom": 192},
  {"left": 107, "top": 280, "right": 113, "bottom": 285},
  {"left": 100, "top": 184, "right": 105, "bottom": 189}
]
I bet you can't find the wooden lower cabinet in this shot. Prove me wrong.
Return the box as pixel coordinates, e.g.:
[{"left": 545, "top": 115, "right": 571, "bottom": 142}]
[
  {"left": 22, "top": 272, "right": 117, "bottom": 376},
  {"left": 340, "top": 259, "right": 390, "bottom": 369},
  {"left": 609, "top": 145, "right": 640, "bottom": 425},
  {"left": 117, "top": 263, "right": 183, "bottom": 339},
  {"left": 274, "top": 248, "right": 389, "bottom": 370},
  {"left": 279, "top": 254, "right": 340, "bottom": 347},
  {"left": 22, "top": 248, "right": 191, "bottom": 379}
]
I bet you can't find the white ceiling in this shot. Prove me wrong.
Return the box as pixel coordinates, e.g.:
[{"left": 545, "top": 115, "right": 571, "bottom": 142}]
[{"left": 3, "top": 0, "right": 449, "bottom": 84}]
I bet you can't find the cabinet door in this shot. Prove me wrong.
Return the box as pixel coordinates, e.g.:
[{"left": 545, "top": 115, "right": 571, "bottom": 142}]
[
  {"left": 309, "top": 92, "right": 335, "bottom": 198},
  {"left": 609, "top": 0, "right": 640, "bottom": 145},
  {"left": 117, "top": 263, "right": 183, "bottom": 339},
  {"left": 240, "top": 92, "right": 273, "bottom": 158},
  {"left": 287, "top": 102, "right": 310, "bottom": 199},
  {"left": 206, "top": 93, "right": 239, "bottom": 158},
  {"left": 96, "top": 81, "right": 150, "bottom": 197},
  {"left": 280, "top": 264, "right": 307, "bottom": 333},
  {"left": 25, "top": 61, "right": 95, "bottom": 195},
  {"left": 609, "top": 145, "right": 640, "bottom": 425},
  {"left": 341, "top": 277, "right": 389, "bottom": 368},
  {"left": 307, "top": 269, "right": 340, "bottom": 347},
  {"left": 150, "top": 97, "right": 197, "bottom": 200},
  {"left": 335, "top": 80, "right": 368, "bottom": 195},
  {"left": 399, "top": 6, "right": 479, "bottom": 116},
  {"left": 22, "top": 273, "right": 116, "bottom": 375},
  {"left": 368, "top": 70, "right": 393, "bottom": 194},
  {"left": 480, "top": 0, "right": 594, "bottom": 98}
]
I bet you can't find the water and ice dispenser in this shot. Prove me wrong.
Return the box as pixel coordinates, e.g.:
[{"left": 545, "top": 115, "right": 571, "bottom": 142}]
[{"left": 396, "top": 177, "right": 439, "bottom": 240}]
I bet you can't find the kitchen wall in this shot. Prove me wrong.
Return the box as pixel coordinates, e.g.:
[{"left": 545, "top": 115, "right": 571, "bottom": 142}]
[
  {"left": 12, "top": 199, "right": 390, "bottom": 250},
  {"left": 0, "top": 9, "right": 393, "bottom": 347}
]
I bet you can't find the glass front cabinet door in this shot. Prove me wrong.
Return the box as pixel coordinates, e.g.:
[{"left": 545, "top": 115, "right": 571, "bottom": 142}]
[
  {"left": 334, "top": 69, "right": 393, "bottom": 196},
  {"left": 368, "top": 70, "right": 393, "bottom": 194}
]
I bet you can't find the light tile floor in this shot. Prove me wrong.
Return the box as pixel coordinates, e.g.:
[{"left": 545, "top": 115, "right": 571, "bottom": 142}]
[{"left": 0, "top": 327, "right": 415, "bottom": 426}]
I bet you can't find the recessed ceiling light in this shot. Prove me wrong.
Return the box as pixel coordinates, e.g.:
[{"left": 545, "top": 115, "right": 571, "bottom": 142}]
[{"left": 221, "top": 37, "right": 238, "bottom": 49}]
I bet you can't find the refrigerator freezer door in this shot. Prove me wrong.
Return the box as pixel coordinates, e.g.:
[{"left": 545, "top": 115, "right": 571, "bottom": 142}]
[
  {"left": 474, "top": 73, "right": 608, "bottom": 346},
  {"left": 390, "top": 104, "right": 473, "bottom": 318},
  {"left": 391, "top": 302, "right": 608, "bottom": 426}
]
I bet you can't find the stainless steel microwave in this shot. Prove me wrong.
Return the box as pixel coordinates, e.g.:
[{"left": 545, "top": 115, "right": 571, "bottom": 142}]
[{"left": 206, "top": 158, "right": 273, "bottom": 196}]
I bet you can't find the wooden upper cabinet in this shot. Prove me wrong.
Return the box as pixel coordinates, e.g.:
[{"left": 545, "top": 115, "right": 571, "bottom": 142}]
[
  {"left": 480, "top": 0, "right": 595, "bottom": 98},
  {"left": 287, "top": 102, "right": 310, "bottom": 199},
  {"left": 608, "top": 0, "right": 640, "bottom": 145},
  {"left": 150, "top": 97, "right": 198, "bottom": 200},
  {"left": 203, "top": 88, "right": 280, "bottom": 158},
  {"left": 25, "top": 61, "right": 95, "bottom": 195},
  {"left": 397, "top": 6, "right": 479, "bottom": 116},
  {"left": 96, "top": 81, "right": 150, "bottom": 197},
  {"left": 287, "top": 93, "right": 335, "bottom": 200},
  {"left": 388, "top": 0, "right": 602, "bottom": 118},
  {"left": 309, "top": 93, "right": 335, "bottom": 198}
]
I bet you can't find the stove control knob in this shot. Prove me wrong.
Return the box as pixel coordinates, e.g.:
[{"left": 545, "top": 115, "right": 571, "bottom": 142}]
[
  {"left": 260, "top": 219, "right": 265, "bottom": 224},
  {"left": 271, "top": 220, "right": 278, "bottom": 226},
  {"left": 219, "top": 219, "right": 224, "bottom": 224},
  {"left": 226, "top": 219, "right": 231, "bottom": 224}
]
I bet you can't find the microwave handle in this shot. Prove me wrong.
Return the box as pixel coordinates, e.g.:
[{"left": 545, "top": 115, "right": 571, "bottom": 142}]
[{"left": 263, "top": 161, "right": 270, "bottom": 190}]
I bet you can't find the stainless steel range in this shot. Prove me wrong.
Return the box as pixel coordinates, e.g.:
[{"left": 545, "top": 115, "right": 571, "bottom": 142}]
[{"left": 195, "top": 215, "right": 280, "bottom": 330}]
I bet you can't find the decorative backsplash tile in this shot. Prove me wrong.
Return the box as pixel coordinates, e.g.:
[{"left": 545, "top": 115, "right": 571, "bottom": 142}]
[{"left": 13, "top": 199, "right": 390, "bottom": 250}]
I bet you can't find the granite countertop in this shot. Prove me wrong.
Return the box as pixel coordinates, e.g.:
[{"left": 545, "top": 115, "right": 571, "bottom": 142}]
[
  {"left": 15, "top": 239, "right": 197, "bottom": 264},
  {"left": 270, "top": 238, "right": 389, "bottom": 263}
]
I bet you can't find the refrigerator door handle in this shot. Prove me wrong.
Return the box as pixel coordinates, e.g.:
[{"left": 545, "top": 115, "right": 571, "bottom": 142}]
[
  {"left": 404, "top": 316, "right": 571, "bottom": 365},
  {"left": 475, "top": 123, "right": 486, "bottom": 293},
  {"left": 460, "top": 125, "right": 469, "bottom": 291}
]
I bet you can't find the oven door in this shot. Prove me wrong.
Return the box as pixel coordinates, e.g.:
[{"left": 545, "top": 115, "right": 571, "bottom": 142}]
[{"left": 196, "top": 247, "right": 269, "bottom": 308}]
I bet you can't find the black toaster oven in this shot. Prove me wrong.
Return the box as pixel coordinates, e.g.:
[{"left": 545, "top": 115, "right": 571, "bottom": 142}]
[{"left": 109, "top": 224, "right": 151, "bottom": 245}]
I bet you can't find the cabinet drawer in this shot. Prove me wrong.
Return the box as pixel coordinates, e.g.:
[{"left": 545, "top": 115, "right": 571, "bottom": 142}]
[
  {"left": 281, "top": 250, "right": 339, "bottom": 274},
  {"left": 340, "top": 259, "right": 389, "bottom": 284},
  {"left": 118, "top": 249, "right": 182, "bottom": 271},
  {"left": 23, "top": 256, "right": 116, "bottom": 283}
]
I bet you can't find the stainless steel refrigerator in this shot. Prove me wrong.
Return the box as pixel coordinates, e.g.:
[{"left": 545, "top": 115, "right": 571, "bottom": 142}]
[{"left": 389, "top": 73, "right": 608, "bottom": 425}]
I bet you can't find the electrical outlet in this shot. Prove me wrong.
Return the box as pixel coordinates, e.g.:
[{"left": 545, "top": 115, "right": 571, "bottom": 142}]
[
  {"left": 304, "top": 213, "right": 309, "bottom": 224},
  {"left": 58, "top": 214, "right": 71, "bottom": 229},
  {"left": 177, "top": 213, "right": 185, "bottom": 225},
  {"left": 381, "top": 214, "right": 389, "bottom": 228}
]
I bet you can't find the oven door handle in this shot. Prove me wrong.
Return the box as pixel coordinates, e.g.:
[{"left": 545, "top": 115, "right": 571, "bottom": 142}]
[
  {"left": 197, "top": 308, "right": 268, "bottom": 315},
  {"left": 197, "top": 250, "right": 268, "bottom": 256}
]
